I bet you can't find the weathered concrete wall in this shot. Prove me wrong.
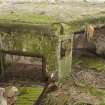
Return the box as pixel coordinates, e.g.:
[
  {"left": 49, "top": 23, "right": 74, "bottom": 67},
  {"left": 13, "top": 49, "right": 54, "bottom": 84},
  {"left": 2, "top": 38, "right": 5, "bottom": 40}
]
[
  {"left": 0, "top": 25, "right": 59, "bottom": 77},
  {"left": 94, "top": 27, "right": 105, "bottom": 55},
  {"left": 73, "top": 26, "right": 105, "bottom": 55},
  {"left": 0, "top": 24, "right": 72, "bottom": 81}
]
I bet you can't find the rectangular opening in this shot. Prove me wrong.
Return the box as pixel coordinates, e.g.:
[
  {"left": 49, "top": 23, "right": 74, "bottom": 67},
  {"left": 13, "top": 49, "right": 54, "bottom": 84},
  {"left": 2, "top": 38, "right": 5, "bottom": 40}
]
[
  {"left": 0, "top": 53, "right": 46, "bottom": 84},
  {"left": 60, "top": 39, "right": 71, "bottom": 58}
]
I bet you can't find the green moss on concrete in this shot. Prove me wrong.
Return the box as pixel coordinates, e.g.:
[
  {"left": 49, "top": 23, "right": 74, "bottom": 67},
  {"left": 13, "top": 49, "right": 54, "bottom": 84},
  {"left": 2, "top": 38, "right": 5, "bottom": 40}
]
[
  {"left": 1, "top": 15, "right": 105, "bottom": 34},
  {"left": 0, "top": 31, "right": 59, "bottom": 72},
  {"left": 16, "top": 86, "right": 43, "bottom": 105},
  {"left": 0, "top": 21, "right": 73, "bottom": 80},
  {"left": 1, "top": 8, "right": 105, "bottom": 35},
  {"left": 1, "top": 2, "right": 105, "bottom": 34},
  {"left": 59, "top": 55, "right": 72, "bottom": 80}
]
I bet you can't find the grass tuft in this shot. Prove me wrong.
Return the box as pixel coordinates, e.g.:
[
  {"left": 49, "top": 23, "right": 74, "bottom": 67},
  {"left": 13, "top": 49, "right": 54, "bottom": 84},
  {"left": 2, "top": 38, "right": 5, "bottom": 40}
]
[{"left": 16, "top": 86, "right": 43, "bottom": 105}]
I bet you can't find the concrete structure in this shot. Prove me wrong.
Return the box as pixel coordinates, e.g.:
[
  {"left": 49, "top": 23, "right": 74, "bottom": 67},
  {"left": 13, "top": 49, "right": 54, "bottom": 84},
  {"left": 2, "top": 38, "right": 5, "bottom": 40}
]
[
  {"left": 0, "top": 2, "right": 105, "bottom": 82},
  {"left": 0, "top": 23, "right": 73, "bottom": 81}
]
